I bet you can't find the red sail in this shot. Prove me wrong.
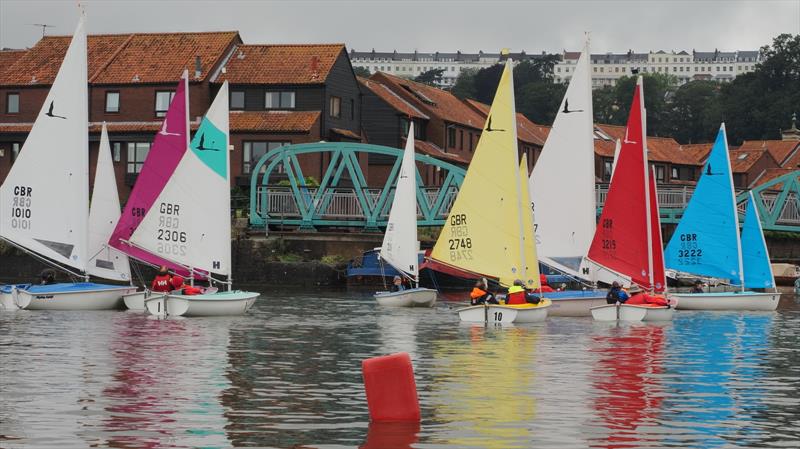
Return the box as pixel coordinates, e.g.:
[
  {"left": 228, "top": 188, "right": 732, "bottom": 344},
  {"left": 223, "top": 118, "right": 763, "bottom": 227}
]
[
  {"left": 649, "top": 169, "right": 666, "bottom": 292},
  {"left": 588, "top": 81, "right": 651, "bottom": 287}
]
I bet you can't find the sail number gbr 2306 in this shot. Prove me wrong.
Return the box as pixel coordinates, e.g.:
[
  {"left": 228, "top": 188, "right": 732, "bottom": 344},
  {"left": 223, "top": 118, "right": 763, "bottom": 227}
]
[
  {"left": 447, "top": 214, "right": 473, "bottom": 262},
  {"left": 156, "top": 202, "right": 186, "bottom": 256}
]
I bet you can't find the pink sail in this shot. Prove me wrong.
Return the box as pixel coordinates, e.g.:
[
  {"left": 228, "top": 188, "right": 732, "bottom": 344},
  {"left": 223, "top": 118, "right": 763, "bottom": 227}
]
[{"left": 109, "top": 72, "right": 189, "bottom": 274}]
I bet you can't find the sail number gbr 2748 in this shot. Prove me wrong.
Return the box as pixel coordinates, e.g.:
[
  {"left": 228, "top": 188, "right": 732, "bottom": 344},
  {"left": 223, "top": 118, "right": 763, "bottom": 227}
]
[
  {"left": 447, "top": 214, "right": 473, "bottom": 262},
  {"left": 156, "top": 202, "right": 186, "bottom": 256}
]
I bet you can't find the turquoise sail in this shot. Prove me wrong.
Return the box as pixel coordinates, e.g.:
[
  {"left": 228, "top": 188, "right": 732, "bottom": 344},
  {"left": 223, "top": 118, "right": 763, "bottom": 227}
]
[
  {"left": 664, "top": 125, "right": 742, "bottom": 284},
  {"left": 741, "top": 192, "right": 775, "bottom": 289}
]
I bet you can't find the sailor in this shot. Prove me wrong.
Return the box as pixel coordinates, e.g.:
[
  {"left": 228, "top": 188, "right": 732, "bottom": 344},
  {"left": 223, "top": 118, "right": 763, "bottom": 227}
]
[
  {"left": 691, "top": 279, "right": 705, "bottom": 294},
  {"left": 39, "top": 268, "right": 57, "bottom": 285},
  {"left": 151, "top": 266, "right": 173, "bottom": 293},
  {"left": 170, "top": 275, "right": 203, "bottom": 296},
  {"left": 534, "top": 273, "right": 556, "bottom": 293},
  {"left": 470, "top": 278, "right": 497, "bottom": 305},
  {"left": 626, "top": 285, "right": 669, "bottom": 306},
  {"left": 390, "top": 275, "right": 406, "bottom": 292},
  {"left": 506, "top": 279, "right": 528, "bottom": 305},
  {"left": 606, "top": 281, "right": 630, "bottom": 304}
]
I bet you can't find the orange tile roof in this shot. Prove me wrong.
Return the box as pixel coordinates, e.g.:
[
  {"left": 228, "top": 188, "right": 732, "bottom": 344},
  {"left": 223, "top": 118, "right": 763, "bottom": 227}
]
[
  {"left": 594, "top": 139, "right": 617, "bottom": 158},
  {"left": 359, "top": 77, "right": 429, "bottom": 120},
  {"left": 216, "top": 44, "right": 345, "bottom": 85},
  {"left": 595, "top": 123, "right": 699, "bottom": 165},
  {"left": 678, "top": 143, "right": 713, "bottom": 165},
  {"left": 410, "top": 139, "right": 469, "bottom": 165},
  {"left": 464, "top": 98, "right": 547, "bottom": 146},
  {"left": 372, "top": 72, "right": 485, "bottom": 130},
  {"left": 0, "top": 32, "right": 239, "bottom": 86},
  {"left": 738, "top": 140, "right": 800, "bottom": 165},
  {"left": 0, "top": 49, "right": 26, "bottom": 79},
  {"left": 751, "top": 168, "right": 797, "bottom": 189},
  {"left": 229, "top": 110, "right": 320, "bottom": 133},
  {"left": 728, "top": 148, "right": 775, "bottom": 173}
]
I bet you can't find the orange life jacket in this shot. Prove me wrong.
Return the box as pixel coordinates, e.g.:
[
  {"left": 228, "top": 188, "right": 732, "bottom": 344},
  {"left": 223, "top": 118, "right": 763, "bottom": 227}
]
[
  {"left": 470, "top": 287, "right": 488, "bottom": 299},
  {"left": 627, "top": 293, "right": 668, "bottom": 307}
]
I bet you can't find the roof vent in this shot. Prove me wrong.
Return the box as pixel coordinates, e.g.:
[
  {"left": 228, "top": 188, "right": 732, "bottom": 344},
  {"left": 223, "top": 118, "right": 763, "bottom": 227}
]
[
  {"left": 194, "top": 56, "right": 202, "bottom": 79},
  {"left": 30, "top": 75, "right": 37, "bottom": 84},
  {"left": 132, "top": 74, "right": 140, "bottom": 82},
  {"left": 237, "top": 50, "right": 245, "bottom": 59}
]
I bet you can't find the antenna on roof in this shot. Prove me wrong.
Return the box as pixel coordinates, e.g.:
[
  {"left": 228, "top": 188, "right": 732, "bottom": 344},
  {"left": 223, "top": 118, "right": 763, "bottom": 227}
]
[{"left": 30, "top": 23, "right": 55, "bottom": 38}]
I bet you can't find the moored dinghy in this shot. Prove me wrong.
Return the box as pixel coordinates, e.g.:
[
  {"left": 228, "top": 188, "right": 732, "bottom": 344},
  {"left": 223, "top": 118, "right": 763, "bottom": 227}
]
[
  {"left": 373, "top": 124, "right": 437, "bottom": 307},
  {"left": 0, "top": 13, "right": 135, "bottom": 310},
  {"left": 586, "top": 77, "right": 672, "bottom": 322},
  {"left": 664, "top": 125, "right": 780, "bottom": 311},
  {"left": 429, "top": 58, "right": 550, "bottom": 323},
  {"left": 131, "top": 82, "right": 260, "bottom": 317}
]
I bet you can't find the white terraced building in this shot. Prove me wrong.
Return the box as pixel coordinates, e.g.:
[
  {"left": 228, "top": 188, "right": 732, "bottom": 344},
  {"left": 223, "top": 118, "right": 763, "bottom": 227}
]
[{"left": 349, "top": 49, "right": 761, "bottom": 89}]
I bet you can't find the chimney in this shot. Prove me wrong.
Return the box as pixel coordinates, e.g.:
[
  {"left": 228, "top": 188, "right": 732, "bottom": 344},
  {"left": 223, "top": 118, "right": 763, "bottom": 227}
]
[
  {"left": 310, "top": 55, "right": 320, "bottom": 80},
  {"left": 194, "top": 56, "right": 202, "bottom": 79}
]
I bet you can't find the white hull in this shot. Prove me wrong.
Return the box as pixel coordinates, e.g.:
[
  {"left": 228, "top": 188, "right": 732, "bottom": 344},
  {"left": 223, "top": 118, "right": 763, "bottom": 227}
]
[
  {"left": 123, "top": 290, "right": 165, "bottom": 311},
  {"left": 18, "top": 285, "right": 136, "bottom": 310},
  {"left": 145, "top": 291, "right": 260, "bottom": 317},
  {"left": 1, "top": 291, "right": 17, "bottom": 311},
  {"left": 374, "top": 288, "right": 437, "bottom": 307},
  {"left": 619, "top": 304, "right": 674, "bottom": 321},
  {"left": 591, "top": 304, "right": 618, "bottom": 321},
  {"left": 512, "top": 301, "right": 551, "bottom": 323},
  {"left": 670, "top": 291, "right": 780, "bottom": 311},
  {"left": 457, "top": 304, "right": 518, "bottom": 324},
  {"left": 546, "top": 296, "right": 607, "bottom": 317}
]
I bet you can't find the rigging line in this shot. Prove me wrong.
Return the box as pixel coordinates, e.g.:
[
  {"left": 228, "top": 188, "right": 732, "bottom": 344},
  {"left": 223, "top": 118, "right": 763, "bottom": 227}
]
[
  {"left": 119, "top": 239, "right": 229, "bottom": 285},
  {"left": 0, "top": 236, "right": 85, "bottom": 279}
]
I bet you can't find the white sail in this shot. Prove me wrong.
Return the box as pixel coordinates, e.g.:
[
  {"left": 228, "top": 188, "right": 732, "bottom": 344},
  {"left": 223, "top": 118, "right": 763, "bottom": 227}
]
[
  {"left": 0, "top": 15, "right": 88, "bottom": 272},
  {"left": 87, "top": 123, "right": 131, "bottom": 281},
  {"left": 130, "top": 82, "right": 232, "bottom": 276},
  {"left": 380, "top": 125, "right": 419, "bottom": 281},
  {"left": 529, "top": 40, "right": 595, "bottom": 279}
]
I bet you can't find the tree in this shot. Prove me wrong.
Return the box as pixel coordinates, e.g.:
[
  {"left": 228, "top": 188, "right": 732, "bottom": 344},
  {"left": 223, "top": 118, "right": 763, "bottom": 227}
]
[
  {"left": 591, "top": 72, "right": 677, "bottom": 135},
  {"left": 667, "top": 81, "right": 721, "bottom": 144},
  {"left": 451, "top": 68, "right": 478, "bottom": 99},
  {"left": 353, "top": 66, "right": 371, "bottom": 78},
  {"left": 517, "top": 82, "right": 566, "bottom": 125},
  {"left": 414, "top": 68, "right": 446, "bottom": 86}
]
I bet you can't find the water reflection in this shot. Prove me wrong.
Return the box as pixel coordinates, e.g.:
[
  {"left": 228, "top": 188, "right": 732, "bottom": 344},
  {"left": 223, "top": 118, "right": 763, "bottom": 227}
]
[{"left": 360, "top": 421, "right": 420, "bottom": 449}]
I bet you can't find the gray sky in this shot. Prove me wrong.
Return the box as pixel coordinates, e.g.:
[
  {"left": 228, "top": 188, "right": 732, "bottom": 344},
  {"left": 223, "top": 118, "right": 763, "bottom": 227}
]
[{"left": 1, "top": 0, "right": 799, "bottom": 53}]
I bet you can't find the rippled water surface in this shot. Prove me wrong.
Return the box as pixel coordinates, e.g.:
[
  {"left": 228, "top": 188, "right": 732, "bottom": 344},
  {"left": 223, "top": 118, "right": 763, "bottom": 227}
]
[{"left": 1, "top": 289, "right": 799, "bottom": 448}]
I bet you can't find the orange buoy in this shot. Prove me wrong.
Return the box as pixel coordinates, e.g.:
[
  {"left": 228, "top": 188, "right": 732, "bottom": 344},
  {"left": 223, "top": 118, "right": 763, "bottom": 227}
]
[{"left": 361, "top": 352, "right": 420, "bottom": 422}]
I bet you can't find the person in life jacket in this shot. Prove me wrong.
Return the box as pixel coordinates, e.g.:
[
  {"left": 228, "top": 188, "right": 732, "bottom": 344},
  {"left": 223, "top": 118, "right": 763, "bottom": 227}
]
[
  {"left": 606, "top": 281, "right": 630, "bottom": 304},
  {"left": 390, "top": 275, "right": 406, "bottom": 292},
  {"left": 170, "top": 275, "right": 204, "bottom": 296},
  {"left": 39, "top": 268, "right": 57, "bottom": 285},
  {"left": 470, "top": 278, "right": 497, "bottom": 305},
  {"left": 626, "top": 285, "right": 669, "bottom": 307},
  {"left": 506, "top": 279, "right": 529, "bottom": 305},
  {"left": 691, "top": 279, "right": 705, "bottom": 294},
  {"left": 533, "top": 273, "right": 556, "bottom": 293},
  {"left": 151, "top": 266, "right": 173, "bottom": 293}
]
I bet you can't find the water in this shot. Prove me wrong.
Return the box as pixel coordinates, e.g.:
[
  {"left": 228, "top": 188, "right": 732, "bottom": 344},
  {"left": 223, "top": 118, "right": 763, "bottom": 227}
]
[{"left": 1, "top": 289, "right": 799, "bottom": 449}]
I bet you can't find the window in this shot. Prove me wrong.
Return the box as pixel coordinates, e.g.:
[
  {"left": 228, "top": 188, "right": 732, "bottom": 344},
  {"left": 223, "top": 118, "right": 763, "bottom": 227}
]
[
  {"left": 243, "top": 141, "right": 289, "bottom": 174},
  {"left": 603, "top": 160, "right": 613, "bottom": 181},
  {"left": 155, "top": 91, "right": 175, "bottom": 117},
  {"left": 11, "top": 142, "right": 20, "bottom": 161},
  {"left": 231, "top": 91, "right": 245, "bottom": 110},
  {"left": 672, "top": 167, "right": 679, "bottom": 179},
  {"left": 126, "top": 142, "right": 151, "bottom": 173},
  {"left": 655, "top": 165, "right": 665, "bottom": 182},
  {"left": 459, "top": 130, "right": 464, "bottom": 150},
  {"left": 447, "top": 127, "right": 456, "bottom": 148},
  {"left": 329, "top": 96, "right": 341, "bottom": 118},
  {"left": 6, "top": 93, "right": 19, "bottom": 114},
  {"left": 350, "top": 98, "right": 355, "bottom": 120},
  {"left": 112, "top": 142, "right": 121, "bottom": 162},
  {"left": 265, "top": 91, "right": 295, "bottom": 109},
  {"left": 469, "top": 133, "right": 473, "bottom": 152},
  {"left": 105, "top": 91, "right": 120, "bottom": 113}
]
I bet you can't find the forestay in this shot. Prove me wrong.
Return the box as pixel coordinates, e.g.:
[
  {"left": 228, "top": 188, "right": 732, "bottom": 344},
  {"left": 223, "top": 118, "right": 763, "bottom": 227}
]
[
  {"left": 529, "top": 40, "right": 595, "bottom": 278},
  {"left": 0, "top": 16, "right": 88, "bottom": 272},
  {"left": 379, "top": 125, "right": 420, "bottom": 281},
  {"left": 741, "top": 191, "right": 775, "bottom": 289},
  {"left": 431, "top": 59, "right": 539, "bottom": 288},
  {"left": 109, "top": 72, "right": 190, "bottom": 274},
  {"left": 130, "top": 82, "right": 232, "bottom": 276},
  {"left": 664, "top": 125, "right": 743, "bottom": 284},
  {"left": 87, "top": 123, "right": 131, "bottom": 281}
]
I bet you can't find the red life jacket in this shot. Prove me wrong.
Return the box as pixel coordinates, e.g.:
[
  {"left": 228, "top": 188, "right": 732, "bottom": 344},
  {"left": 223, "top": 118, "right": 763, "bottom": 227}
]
[
  {"left": 627, "top": 293, "right": 668, "bottom": 307},
  {"left": 151, "top": 274, "right": 173, "bottom": 292},
  {"left": 506, "top": 286, "right": 527, "bottom": 305},
  {"left": 181, "top": 286, "right": 203, "bottom": 296}
]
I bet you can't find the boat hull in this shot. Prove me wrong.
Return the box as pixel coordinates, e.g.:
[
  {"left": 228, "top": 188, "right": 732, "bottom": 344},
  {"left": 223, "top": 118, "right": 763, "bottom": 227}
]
[
  {"left": 591, "top": 304, "right": 618, "bottom": 321},
  {"left": 619, "top": 304, "right": 674, "bottom": 321},
  {"left": 374, "top": 288, "right": 437, "bottom": 307},
  {"left": 123, "top": 290, "right": 165, "bottom": 311},
  {"left": 543, "top": 291, "right": 608, "bottom": 317},
  {"left": 145, "top": 290, "right": 260, "bottom": 317},
  {"left": 506, "top": 300, "right": 552, "bottom": 323},
  {"left": 15, "top": 283, "right": 136, "bottom": 310},
  {"left": 456, "top": 300, "right": 551, "bottom": 323},
  {"left": 670, "top": 291, "right": 780, "bottom": 311},
  {"left": 0, "top": 284, "right": 30, "bottom": 311}
]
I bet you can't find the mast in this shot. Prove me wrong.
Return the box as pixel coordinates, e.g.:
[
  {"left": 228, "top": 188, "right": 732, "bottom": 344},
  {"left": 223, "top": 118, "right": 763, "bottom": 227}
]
[
  {"left": 639, "top": 76, "right": 655, "bottom": 291},
  {"left": 507, "top": 58, "right": 527, "bottom": 283},
  {"left": 720, "top": 123, "right": 745, "bottom": 291}
]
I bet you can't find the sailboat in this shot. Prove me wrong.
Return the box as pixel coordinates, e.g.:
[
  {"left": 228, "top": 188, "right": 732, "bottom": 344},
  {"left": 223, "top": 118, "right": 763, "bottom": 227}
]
[
  {"left": 373, "top": 124, "right": 437, "bottom": 307},
  {"left": 429, "top": 59, "right": 551, "bottom": 324},
  {"left": 0, "top": 14, "right": 135, "bottom": 310},
  {"left": 664, "top": 124, "right": 779, "bottom": 311},
  {"left": 528, "top": 40, "right": 613, "bottom": 316},
  {"left": 130, "top": 81, "right": 259, "bottom": 317},
  {"left": 112, "top": 72, "right": 194, "bottom": 311},
  {"left": 587, "top": 77, "right": 673, "bottom": 322}
]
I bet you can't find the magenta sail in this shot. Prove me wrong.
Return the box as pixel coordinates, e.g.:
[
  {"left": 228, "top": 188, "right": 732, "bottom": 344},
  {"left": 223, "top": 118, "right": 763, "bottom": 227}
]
[{"left": 109, "top": 72, "right": 190, "bottom": 274}]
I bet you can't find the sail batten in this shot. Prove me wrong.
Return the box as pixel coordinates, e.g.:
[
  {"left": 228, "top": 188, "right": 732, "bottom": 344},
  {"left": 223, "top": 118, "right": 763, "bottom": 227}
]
[{"left": 0, "top": 15, "right": 89, "bottom": 272}]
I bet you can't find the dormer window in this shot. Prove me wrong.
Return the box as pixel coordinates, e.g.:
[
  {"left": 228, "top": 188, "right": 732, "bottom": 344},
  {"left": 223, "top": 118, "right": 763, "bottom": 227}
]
[{"left": 265, "top": 91, "right": 295, "bottom": 109}]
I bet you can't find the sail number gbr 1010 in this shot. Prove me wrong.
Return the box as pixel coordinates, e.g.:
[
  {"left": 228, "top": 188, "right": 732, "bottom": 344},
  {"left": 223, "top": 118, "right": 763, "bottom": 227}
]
[
  {"left": 155, "top": 202, "right": 187, "bottom": 256},
  {"left": 447, "top": 214, "right": 473, "bottom": 262}
]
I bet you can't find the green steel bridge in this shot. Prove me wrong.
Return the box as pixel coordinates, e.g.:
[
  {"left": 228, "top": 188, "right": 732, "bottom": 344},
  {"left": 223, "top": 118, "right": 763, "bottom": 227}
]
[{"left": 249, "top": 142, "right": 800, "bottom": 233}]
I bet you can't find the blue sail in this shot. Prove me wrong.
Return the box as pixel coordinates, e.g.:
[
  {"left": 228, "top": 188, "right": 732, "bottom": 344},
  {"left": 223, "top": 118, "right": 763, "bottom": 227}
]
[
  {"left": 741, "top": 192, "right": 775, "bottom": 289},
  {"left": 664, "top": 125, "right": 742, "bottom": 284}
]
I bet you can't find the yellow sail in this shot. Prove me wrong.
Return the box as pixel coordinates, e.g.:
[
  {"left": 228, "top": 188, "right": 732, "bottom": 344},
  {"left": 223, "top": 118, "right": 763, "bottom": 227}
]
[
  {"left": 519, "top": 154, "right": 541, "bottom": 289},
  {"left": 431, "top": 59, "right": 532, "bottom": 287}
]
